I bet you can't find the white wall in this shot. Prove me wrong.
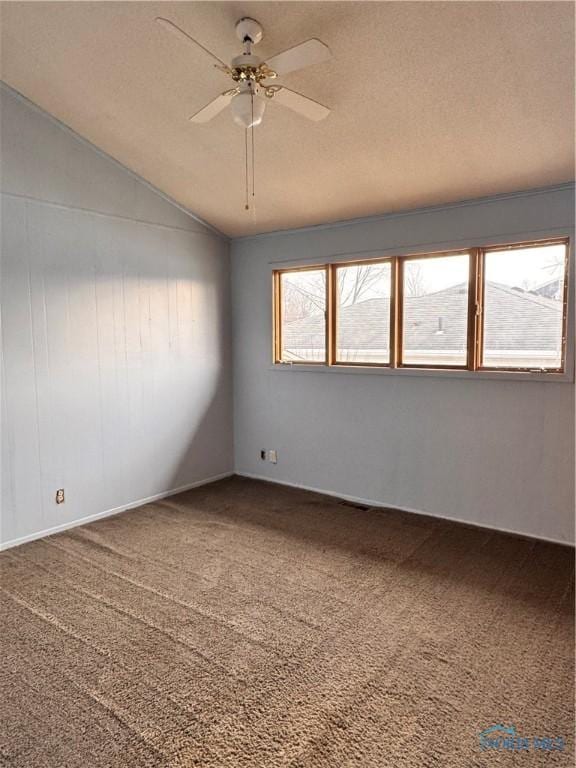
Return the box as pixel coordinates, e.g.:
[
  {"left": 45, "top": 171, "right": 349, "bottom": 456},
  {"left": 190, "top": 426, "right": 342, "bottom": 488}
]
[
  {"left": 232, "top": 185, "right": 575, "bottom": 544},
  {"left": 1, "top": 85, "right": 233, "bottom": 548}
]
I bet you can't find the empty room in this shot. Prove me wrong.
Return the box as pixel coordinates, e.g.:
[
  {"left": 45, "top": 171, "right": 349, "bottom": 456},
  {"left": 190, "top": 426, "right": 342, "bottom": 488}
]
[{"left": 1, "top": 1, "right": 574, "bottom": 766}]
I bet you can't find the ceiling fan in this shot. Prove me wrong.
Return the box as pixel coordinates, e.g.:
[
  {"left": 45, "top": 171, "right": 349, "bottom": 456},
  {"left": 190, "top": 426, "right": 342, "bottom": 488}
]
[
  {"left": 156, "top": 16, "right": 332, "bottom": 212},
  {"left": 155, "top": 16, "right": 332, "bottom": 128}
]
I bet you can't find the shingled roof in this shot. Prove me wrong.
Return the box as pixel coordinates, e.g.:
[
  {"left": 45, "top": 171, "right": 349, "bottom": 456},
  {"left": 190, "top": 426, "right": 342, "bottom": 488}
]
[{"left": 282, "top": 282, "right": 563, "bottom": 359}]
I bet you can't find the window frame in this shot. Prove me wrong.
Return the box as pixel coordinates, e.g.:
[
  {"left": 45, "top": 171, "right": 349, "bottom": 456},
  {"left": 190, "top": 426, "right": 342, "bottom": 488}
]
[
  {"left": 272, "top": 236, "right": 571, "bottom": 377},
  {"left": 397, "top": 249, "right": 476, "bottom": 371},
  {"left": 477, "top": 238, "right": 570, "bottom": 374},
  {"left": 273, "top": 264, "right": 329, "bottom": 365},
  {"left": 331, "top": 257, "right": 395, "bottom": 368}
]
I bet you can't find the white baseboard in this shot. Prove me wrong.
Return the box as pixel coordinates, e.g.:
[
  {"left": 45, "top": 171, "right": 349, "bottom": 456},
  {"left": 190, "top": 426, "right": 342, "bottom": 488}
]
[
  {"left": 235, "top": 471, "right": 574, "bottom": 547},
  {"left": 3, "top": 469, "right": 571, "bottom": 551},
  {"left": 0, "top": 471, "right": 234, "bottom": 551}
]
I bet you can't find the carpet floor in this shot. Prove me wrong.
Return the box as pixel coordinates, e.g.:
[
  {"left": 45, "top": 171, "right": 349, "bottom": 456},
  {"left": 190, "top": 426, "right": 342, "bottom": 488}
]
[{"left": 1, "top": 476, "right": 573, "bottom": 767}]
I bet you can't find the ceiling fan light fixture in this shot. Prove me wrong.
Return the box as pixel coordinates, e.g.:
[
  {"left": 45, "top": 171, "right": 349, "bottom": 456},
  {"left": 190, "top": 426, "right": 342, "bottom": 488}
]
[{"left": 230, "top": 91, "right": 265, "bottom": 128}]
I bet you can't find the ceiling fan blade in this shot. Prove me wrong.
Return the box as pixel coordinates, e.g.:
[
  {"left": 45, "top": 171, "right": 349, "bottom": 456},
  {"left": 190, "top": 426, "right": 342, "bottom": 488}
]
[
  {"left": 189, "top": 90, "right": 238, "bottom": 123},
  {"left": 156, "top": 17, "right": 229, "bottom": 70},
  {"left": 265, "top": 39, "right": 332, "bottom": 76},
  {"left": 268, "top": 87, "right": 330, "bottom": 122}
]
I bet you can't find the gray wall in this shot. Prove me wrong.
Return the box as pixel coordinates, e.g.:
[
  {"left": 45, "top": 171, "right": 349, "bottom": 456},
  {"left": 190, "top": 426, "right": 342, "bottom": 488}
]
[
  {"left": 232, "top": 186, "right": 575, "bottom": 544},
  {"left": 1, "top": 85, "right": 233, "bottom": 548}
]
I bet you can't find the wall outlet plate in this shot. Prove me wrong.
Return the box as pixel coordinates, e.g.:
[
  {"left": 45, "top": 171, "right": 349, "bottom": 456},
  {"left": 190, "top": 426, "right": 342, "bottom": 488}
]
[
  {"left": 268, "top": 450, "right": 278, "bottom": 464},
  {"left": 55, "top": 489, "right": 65, "bottom": 504}
]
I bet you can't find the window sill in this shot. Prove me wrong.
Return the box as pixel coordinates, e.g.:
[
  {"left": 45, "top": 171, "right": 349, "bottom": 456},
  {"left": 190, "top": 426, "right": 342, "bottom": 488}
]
[{"left": 269, "top": 363, "right": 574, "bottom": 383}]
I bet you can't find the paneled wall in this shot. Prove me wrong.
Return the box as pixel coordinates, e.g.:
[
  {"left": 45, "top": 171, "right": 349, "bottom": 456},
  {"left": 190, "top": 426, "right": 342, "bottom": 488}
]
[{"left": 1, "top": 86, "right": 233, "bottom": 547}]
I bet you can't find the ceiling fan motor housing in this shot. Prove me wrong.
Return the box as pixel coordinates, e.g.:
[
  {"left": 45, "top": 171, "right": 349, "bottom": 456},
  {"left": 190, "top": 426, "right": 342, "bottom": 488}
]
[
  {"left": 230, "top": 52, "right": 276, "bottom": 86},
  {"left": 231, "top": 53, "right": 261, "bottom": 69}
]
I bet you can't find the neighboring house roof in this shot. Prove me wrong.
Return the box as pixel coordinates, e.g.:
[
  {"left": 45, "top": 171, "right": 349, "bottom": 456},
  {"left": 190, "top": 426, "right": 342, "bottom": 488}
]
[
  {"left": 530, "top": 278, "right": 563, "bottom": 300},
  {"left": 283, "top": 282, "right": 562, "bottom": 352}
]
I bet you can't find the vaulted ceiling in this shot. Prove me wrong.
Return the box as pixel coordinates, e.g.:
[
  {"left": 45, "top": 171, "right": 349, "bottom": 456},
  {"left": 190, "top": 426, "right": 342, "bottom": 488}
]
[{"left": 1, "top": 1, "right": 574, "bottom": 237}]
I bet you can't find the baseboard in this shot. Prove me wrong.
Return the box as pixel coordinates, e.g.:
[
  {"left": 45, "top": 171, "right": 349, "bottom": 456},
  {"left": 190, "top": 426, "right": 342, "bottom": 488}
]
[
  {"left": 4, "top": 469, "right": 571, "bottom": 550},
  {"left": 0, "top": 471, "right": 234, "bottom": 551},
  {"left": 235, "top": 471, "right": 574, "bottom": 547}
]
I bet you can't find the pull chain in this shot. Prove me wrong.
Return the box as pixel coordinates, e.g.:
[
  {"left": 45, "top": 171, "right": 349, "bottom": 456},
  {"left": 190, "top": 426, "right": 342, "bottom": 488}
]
[
  {"left": 244, "top": 126, "right": 249, "bottom": 211},
  {"left": 251, "top": 89, "right": 255, "bottom": 201},
  {"left": 244, "top": 84, "right": 256, "bottom": 215}
]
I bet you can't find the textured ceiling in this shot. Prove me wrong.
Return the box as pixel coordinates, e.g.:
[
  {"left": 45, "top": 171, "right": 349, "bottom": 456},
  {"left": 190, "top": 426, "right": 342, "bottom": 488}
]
[{"left": 1, "top": 1, "right": 574, "bottom": 237}]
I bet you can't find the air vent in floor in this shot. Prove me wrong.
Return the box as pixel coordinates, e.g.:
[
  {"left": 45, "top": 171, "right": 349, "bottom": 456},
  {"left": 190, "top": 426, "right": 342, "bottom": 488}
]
[{"left": 338, "top": 500, "right": 371, "bottom": 512}]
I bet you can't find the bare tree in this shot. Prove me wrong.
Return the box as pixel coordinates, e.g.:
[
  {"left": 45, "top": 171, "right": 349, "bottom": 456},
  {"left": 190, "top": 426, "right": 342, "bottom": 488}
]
[
  {"left": 543, "top": 251, "right": 565, "bottom": 279},
  {"left": 283, "top": 276, "right": 326, "bottom": 323},
  {"left": 283, "top": 262, "right": 401, "bottom": 323},
  {"left": 337, "top": 264, "right": 389, "bottom": 307},
  {"left": 405, "top": 262, "right": 426, "bottom": 297}
]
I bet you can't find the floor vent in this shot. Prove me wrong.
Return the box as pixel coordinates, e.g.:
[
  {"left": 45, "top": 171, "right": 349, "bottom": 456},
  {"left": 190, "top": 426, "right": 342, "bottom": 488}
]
[{"left": 338, "top": 500, "right": 371, "bottom": 512}]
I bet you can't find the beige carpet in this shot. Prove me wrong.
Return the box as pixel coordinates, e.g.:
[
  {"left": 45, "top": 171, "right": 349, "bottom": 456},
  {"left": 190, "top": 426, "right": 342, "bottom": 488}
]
[{"left": 1, "top": 476, "right": 573, "bottom": 767}]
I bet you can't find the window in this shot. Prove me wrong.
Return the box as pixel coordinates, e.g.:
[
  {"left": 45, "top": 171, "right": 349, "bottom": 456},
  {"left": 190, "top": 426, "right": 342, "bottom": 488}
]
[
  {"left": 481, "top": 242, "right": 567, "bottom": 371},
  {"left": 400, "top": 253, "right": 470, "bottom": 368},
  {"left": 274, "top": 267, "right": 327, "bottom": 363},
  {"left": 334, "top": 260, "right": 392, "bottom": 365},
  {"left": 272, "top": 238, "right": 570, "bottom": 376}
]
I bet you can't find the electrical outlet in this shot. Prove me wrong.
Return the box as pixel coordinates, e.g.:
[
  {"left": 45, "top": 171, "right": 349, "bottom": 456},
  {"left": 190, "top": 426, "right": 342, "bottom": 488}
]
[
  {"left": 55, "top": 489, "right": 65, "bottom": 504},
  {"left": 268, "top": 450, "right": 278, "bottom": 464},
  {"left": 260, "top": 450, "right": 266, "bottom": 460}
]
